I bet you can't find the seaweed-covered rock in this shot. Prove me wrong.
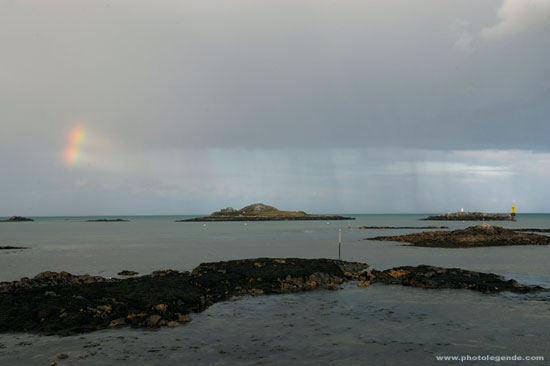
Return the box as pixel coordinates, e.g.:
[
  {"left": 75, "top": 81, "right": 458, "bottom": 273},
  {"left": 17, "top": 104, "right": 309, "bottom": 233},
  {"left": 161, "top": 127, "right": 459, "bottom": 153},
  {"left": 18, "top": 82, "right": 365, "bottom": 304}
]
[
  {"left": 365, "top": 265, "right": 544, "bottom": 294},
  {"left": 0, "top": 258, "right": 367, "bottom": 335},
  {"left": 117, "top": 270, "right": 138, "bottom": 276},
  {"left": 368, "top": 224, "right": 550, "bottom": 248}
]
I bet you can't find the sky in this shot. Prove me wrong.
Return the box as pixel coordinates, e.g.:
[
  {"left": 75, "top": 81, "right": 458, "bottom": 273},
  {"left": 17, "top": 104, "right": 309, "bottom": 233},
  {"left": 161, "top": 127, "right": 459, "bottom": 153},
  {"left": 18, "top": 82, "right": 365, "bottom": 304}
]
[{"left": 1, "top": 0, "right": 549, "bottom": 216}]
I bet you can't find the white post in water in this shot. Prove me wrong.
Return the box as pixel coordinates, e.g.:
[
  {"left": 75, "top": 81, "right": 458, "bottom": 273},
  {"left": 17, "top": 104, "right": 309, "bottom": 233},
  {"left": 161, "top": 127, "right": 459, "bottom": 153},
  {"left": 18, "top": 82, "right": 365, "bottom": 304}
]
[{"left": 338, "top": 228, "right": 342, "bottom": 260}]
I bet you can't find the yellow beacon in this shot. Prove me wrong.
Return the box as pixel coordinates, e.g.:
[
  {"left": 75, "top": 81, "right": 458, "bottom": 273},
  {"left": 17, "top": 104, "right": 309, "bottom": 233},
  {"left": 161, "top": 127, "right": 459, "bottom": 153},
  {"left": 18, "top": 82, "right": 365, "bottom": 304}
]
[{"left": 511, "top": 204, "right": 516, "bottom": 220}]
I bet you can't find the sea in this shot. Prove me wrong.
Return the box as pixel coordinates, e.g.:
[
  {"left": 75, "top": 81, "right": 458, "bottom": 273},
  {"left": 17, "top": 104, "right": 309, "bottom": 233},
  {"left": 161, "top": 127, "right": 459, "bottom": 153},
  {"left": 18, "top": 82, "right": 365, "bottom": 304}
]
[{"left": 1, "top": 214, "right": 549, "bottom": 365}]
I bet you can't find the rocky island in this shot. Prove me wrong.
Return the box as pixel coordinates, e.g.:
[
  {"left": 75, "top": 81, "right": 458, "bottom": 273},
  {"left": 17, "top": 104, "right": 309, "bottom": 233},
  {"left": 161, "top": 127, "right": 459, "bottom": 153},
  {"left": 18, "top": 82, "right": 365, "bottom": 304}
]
[
  {"left": 421, "top": 211, "right": 513, "bottom": 221},
  {"left": 179, "top": 203, "right": 355, "bottom": 222},
  {"left": 0, "top": 216, "right": 34, "bottom": 222},
  {"left": 0, "top": 257, "right": 543, "bottom": 335},
  {"left": 368, "top": 223, "right": 550, "bottom": 248}
]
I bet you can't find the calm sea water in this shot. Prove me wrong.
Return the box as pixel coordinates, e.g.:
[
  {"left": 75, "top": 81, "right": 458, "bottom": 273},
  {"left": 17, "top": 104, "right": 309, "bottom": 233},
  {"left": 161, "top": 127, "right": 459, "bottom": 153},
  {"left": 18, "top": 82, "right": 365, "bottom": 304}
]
[{"left": 1, "top": 214, "right": 549, "bottom": 365}]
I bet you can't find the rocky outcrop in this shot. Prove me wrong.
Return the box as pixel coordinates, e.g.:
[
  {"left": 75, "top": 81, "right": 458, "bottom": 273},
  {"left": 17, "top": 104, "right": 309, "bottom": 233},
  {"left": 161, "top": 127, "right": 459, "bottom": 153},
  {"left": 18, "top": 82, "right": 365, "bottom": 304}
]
[
  {"left": 0, "top": 216, "right": 34, "bottom": 222},
  {"left": 0, "top": 257, "right": 544, "bottom": 335},
  {"left": 359, "top": 226, "right": 448, "bottom": 230},
  {"left": 512, "top": 228, "right": 550, "bottom": 233},
  {"left": 368, "top": 223, "right": 550, "bottom": 248},
  {"left": 421, "top": 212, "right": 513, "bottom": 221},
  {"left": 0, "top": 258, "right": 367, "bottom": 335},
  {"left": 362, "top": 265, "right": 544, "bottom": 294},
  {"left": 0, "top": 271, "right": 111, "bottom": 293},
  {"left": 117, "top": 270, "right": 139, "bottom": 276},
  {"left": 179, "top": 203, "right": 355, "bottom": 222},
  {"left": 86, "top": 219, "right": 128, "bottom": 222},
  {"left": 0, "top": 246, "right": 28, "bottom": 250}
]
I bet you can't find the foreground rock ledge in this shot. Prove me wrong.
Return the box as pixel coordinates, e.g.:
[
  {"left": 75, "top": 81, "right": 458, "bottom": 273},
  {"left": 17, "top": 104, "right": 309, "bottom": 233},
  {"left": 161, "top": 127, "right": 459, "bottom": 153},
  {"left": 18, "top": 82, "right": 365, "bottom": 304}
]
[
  {"left": 368, "top": 224, "right": 550, "bottom": 248},
  {"left": 0, "top": 258, "right": 544, "bottom": 335},
  {"left": 0, "top": 258, "right": 366, "bottom": 335}
]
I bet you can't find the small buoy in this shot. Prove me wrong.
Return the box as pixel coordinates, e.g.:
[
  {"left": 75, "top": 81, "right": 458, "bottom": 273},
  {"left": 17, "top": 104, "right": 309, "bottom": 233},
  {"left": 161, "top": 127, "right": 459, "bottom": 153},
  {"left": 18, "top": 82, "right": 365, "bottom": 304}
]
[
  {"left": 326, "top": 222, "right": 330, "bottom": 225},
  {"left": 203, "top": 223, "right": 206, "bottom": 227},
  {"left": 244, "top": 223, "right": 247, "bottom": 226}
]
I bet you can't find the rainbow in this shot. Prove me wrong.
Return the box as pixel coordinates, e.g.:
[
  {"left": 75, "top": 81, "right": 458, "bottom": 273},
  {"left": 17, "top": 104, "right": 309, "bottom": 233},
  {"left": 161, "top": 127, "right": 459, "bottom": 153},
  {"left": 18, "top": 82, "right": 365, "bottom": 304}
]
[{"left": 64, "top": 125, "right": 86, "bottom": 166}]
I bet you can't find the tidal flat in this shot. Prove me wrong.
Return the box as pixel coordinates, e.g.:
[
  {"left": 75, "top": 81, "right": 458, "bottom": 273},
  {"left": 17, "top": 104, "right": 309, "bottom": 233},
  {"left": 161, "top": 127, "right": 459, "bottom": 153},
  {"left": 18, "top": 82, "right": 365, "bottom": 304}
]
[{"left": 1, "top": 284, "right": 549, "bottom": 366}]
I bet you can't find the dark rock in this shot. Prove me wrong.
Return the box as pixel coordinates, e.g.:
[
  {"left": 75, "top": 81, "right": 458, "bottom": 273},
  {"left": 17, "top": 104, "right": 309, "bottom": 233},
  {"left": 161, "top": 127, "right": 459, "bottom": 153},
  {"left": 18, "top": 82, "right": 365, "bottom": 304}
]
[
  {"left": 2, "top": 258, "right": 540, "bottom": 336},
  {"left": 0, "top": 246, "right": 28, "bottom": 250},
  {"left": 512, "top": 228, "right": 550, "bottom": 233},
  {"left": 0, "top": 216, "right": 34, "bottom": 222},
  {"left": 117, "top": 270, "right": 138, "bottom": 276},
  {"left": 421, "top": 212, "right": 513, "bottom": 221},
  {"left": 366, "top": 265, "right": 544, "bottom": 294},
  {"left": 55, "top": 353, "right": 69, "bottom": 359},
  {"left": 0, "top": 271, "right": 111, "bottom": 293},
  {"left": 0, "top": 258, "right": 367, "bottom": 335},
  {"left": 368, "top": 223, "right": 550, "bottom": 248}
]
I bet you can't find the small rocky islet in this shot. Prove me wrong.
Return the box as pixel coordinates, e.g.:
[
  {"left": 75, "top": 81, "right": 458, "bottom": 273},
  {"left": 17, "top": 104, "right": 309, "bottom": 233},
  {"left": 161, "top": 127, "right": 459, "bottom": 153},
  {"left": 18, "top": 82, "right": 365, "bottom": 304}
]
[
  {"left": 0, "top": 258, "right": 544, "bottom": 335},
  {"left": 368, "top": 223, "right": 550, "bottom": 248},
  {"left": 421, "top": 211, "right": 514, "bottom": 221},
  {"left": 0, "top": 216, "right": 34, "bottom": 222},
  {"left": 179, "top": 203, "right": 355, "bottom": 222}
]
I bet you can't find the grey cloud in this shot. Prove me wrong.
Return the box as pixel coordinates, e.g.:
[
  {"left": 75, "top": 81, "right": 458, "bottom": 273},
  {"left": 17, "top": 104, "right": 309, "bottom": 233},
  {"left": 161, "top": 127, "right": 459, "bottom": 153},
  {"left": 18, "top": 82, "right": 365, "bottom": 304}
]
[
  {"left": 2, "top": 0, "right": 548, "bottom": 153},
  {"left": 481, "top": 0, "right": 550, "bottom": 38},
  {"left": 1, "top": 1, "right": 549, "bottom": 215}
]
